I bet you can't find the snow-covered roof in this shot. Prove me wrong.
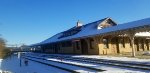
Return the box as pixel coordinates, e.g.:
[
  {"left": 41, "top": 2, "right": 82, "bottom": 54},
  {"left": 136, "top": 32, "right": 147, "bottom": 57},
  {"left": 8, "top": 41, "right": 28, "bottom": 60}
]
[{"left": 34, "top": 17, "right": 150, "bottom": 46}]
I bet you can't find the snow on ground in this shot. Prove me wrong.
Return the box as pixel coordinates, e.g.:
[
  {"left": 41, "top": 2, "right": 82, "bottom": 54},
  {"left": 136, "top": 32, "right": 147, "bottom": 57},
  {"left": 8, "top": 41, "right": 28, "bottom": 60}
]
[
  {"left": 28, "top": 56, "right": 99, "bottom": 73},
  {"left": 72, "top": 55, "right": 150, "bottom": 63},
  {"left": 28, "top": 53, "right": 150, "bottom": 73},
  {"left": 46, "top": 57, "right": 148, "bottom": 73},
  {"left": 44, "top": 54, "right": 150, "bottom": 63},
  {"left": 1, "top": 53, "right": 150, "bottom": 73},
  {"left": 27, "top": 55, "right": 146, "bottom": 73},
  {"left": 0, "top": 55, "right": 69, "bottom": 73}
]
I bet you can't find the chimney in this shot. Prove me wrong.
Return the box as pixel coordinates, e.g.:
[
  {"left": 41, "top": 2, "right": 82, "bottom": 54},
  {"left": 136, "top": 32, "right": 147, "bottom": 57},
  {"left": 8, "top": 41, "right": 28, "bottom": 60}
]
[{"left": 76, "top": 20, "right": 82, "bottom": 27}]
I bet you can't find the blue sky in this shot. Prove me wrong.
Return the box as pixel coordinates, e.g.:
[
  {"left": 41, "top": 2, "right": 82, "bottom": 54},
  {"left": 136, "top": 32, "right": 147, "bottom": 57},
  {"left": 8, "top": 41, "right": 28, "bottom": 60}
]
[{"left": 0, "top": 0, "right": 150, "bottom": 46}]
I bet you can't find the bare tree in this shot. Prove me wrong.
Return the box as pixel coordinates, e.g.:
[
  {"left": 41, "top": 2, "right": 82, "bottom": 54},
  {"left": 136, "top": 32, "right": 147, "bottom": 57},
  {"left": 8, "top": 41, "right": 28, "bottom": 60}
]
[
  {"left": 0, "top": 37, "right": 6, "bottom": 49},
  {"left": 0, "top": 37, "right": 11, "bottom": 58}
]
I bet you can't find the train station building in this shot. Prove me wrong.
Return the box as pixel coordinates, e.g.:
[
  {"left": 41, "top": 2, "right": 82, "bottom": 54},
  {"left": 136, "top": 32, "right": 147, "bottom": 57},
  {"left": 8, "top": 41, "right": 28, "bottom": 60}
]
[{"left": 31, "top": 17, "right": 150, "bottom": 56}]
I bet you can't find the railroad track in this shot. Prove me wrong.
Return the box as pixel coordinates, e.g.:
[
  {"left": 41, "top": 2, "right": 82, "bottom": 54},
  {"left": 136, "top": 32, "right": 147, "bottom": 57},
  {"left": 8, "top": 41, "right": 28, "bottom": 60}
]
[
  {"left": 40, "top": 54, "right": 150, "bottom": 71},
  {"left": 24, "top": 57, "right": 79, "bottom": 73},
  {"left": 25, "top": 56, "right": 105, "bottom": 73}
]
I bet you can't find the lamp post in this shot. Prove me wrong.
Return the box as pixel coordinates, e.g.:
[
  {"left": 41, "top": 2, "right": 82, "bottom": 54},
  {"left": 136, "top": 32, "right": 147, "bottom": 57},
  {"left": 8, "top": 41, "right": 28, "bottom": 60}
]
[{"left": 19, "top": 46, "right": 22, "bottom": 67}]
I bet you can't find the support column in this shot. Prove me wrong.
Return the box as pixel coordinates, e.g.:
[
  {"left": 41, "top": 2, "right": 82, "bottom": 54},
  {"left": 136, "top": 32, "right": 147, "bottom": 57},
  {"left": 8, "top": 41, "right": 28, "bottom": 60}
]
[
  {"left": 84, "top": 38, "right": 90, "bottom": 54},
  {"left": 128, "top": 32, "right": 135, "bottom": 57}
]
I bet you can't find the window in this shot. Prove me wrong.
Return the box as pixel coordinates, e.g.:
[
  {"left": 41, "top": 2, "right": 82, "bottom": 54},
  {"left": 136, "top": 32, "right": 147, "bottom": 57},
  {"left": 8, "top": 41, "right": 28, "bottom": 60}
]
[
  {"left": 106, "top": 20, "right": 112, "bottom": 24},
  {"left": 89, "top": 39, "right": 94, "bottom": 49},
  {"left": 61, "top": 41, "right": 72, "bottom": 47},
  {"left": 103, "top": 38, "right": 109, "bottom": 48}
]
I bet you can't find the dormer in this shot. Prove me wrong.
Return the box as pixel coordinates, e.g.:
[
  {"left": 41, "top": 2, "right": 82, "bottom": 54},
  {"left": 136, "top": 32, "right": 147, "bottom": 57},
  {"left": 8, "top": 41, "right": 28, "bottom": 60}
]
[{"left": 97, "top": 18, "right": 117, "bottom": 29}]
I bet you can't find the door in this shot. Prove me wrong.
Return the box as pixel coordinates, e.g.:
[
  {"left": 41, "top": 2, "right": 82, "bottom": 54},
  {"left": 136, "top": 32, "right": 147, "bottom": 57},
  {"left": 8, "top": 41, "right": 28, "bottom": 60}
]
[{"left": 81, "top": 39, "right": 88, "bottom": 54}]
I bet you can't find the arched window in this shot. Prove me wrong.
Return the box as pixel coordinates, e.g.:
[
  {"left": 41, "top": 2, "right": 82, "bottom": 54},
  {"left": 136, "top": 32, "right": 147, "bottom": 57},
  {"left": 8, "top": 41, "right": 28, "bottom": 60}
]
[{"left": 120, "top": 37, "right": 125, "bottom": 48}]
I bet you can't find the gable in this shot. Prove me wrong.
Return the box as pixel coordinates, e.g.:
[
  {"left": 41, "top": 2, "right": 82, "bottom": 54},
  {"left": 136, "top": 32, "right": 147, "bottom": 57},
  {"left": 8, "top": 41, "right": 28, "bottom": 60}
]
[{"left": 97, "top": 18, "right": 117, "bottom": 29}]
